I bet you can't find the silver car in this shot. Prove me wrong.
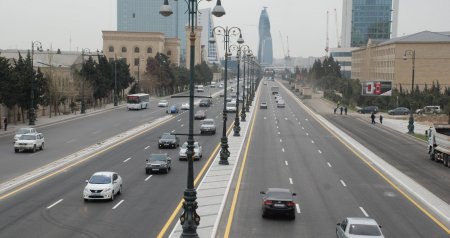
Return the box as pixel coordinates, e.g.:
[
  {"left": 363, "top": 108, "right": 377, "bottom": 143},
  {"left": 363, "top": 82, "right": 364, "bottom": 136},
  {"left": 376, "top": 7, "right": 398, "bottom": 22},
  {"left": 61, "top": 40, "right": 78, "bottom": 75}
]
[
  {"left": 179, "top": 142, "right": 203, "bottom": 160},
  {"left": 200, "top": 119, "right": 216, "bottom": 135},
  {"left": 336, "top": 217, "right": 384, "bottom": 238}
]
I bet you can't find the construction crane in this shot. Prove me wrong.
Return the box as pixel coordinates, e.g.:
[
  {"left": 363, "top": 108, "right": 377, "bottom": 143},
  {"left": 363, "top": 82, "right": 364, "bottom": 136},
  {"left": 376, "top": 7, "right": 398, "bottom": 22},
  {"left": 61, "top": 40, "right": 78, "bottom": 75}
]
[
  {"left": 334, "top": 8, "right": 341, "bottom": 48},
  {"left": 325, "top": 11, "right": 329, "bottom": 55},
  {"left": 279, "top": 31, "right": 291, "bottom": 68}
]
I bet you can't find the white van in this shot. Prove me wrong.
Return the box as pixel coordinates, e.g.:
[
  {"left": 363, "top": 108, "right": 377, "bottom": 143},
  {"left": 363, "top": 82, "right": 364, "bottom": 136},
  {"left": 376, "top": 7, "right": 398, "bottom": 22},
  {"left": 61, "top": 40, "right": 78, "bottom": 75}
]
[
  {"left": 197, "top": 85, "right": 204, "bottom": 92},
  {"left": 226, "top": 101, "right": 237, "bottom": 112},
  {"left": 210, "top": 82, "right": 216, "bottom": 88}
]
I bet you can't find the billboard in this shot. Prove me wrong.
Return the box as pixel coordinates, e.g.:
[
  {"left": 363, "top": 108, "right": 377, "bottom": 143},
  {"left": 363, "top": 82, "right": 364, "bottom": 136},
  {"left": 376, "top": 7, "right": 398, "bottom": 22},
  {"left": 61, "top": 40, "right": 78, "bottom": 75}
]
[{"left": 362, "top": 80, "right": 392, "bottom": 96}]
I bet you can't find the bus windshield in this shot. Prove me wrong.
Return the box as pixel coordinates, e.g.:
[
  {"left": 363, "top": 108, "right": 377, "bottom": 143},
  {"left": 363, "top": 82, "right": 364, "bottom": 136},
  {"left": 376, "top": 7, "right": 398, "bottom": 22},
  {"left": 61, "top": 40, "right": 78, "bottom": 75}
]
[{"left": 127, "top": 96, "right": 140, "bottom": 104}]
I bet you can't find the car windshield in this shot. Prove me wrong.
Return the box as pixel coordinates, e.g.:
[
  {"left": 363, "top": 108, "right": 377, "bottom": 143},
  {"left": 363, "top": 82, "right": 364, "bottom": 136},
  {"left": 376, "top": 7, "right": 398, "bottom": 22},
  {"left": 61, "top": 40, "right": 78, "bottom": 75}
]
[
  {"left": 181, "top": 142, "right": 198, "bottom": 149},
  {"left": 89, "top": 175, "right": 111, "bottom": 184},
  {"left": 227, "top": 102, "right": 236, "bottom": 107},
  {"left": 349, "top": 224, "right": 381, "bottom": 236},
  {"left": 19, "top": 134, "right": 36, "bottom": 140},
  {"left": 202, "top": 120, "right": 214, "bottom": 125},
  {"left": 266, "top": 191, "right": 291, "bottom": 199},
  {"left": 159, "top": 100, "right": 167, "bottom": 103},
  {"left": 161, "top": 134, "right": 175, "bottom": 139},
  {"left": 149, "top": 154, "right": 167, "bottom": 161},
  {"left": 17, "top": 129, "right": 31, "bottom": 134}
]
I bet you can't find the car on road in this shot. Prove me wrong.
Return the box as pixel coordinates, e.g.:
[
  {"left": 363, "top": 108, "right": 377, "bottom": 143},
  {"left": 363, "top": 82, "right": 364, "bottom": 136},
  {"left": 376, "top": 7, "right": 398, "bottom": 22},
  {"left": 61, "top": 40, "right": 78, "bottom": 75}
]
[
  {"left": 277, "top": 100, "right": 286, "bottom": 108},
  {"left": 197, "top": 85, "right": 204, "bottom": 92},
  {"left": 14, "top": 133, "right": 45, "bottom": 153},
  {"left": 199, "top": 98, "right": 211, "bottom": 107},
  {"left": 179, "top": 141, "right": 203, "bottom": 160},
  {"left": 194, "top": 110, "right": 207, "bottom": 120},
  {"left": 145, "top": 153, "right": 172, "bottom": 174},
  {"left": 226, "top": 101, "right": 237, "bottom": 112},
  {"left": 336, "top": 217, "right": 384, "bottom": 238},
  {"left": 83, "top": 171, "right": 122, "bottom": 201},
  {"left": 388, "top": 107, "right": 410, "bottom": 115},
  {"left": 357, "top": 106, "right": 378, "bottom": 114},
  {"left": 158, "top": 133, "right": 180, "bottom": 148},
  {"left": 200, "top": 118, "right": 216, "bottom": 134},
  {"left": 260, "top": 188, "right": 296, "bottom": 219},
  {"left": 158, "top": 100, "right": 169, "bottom": 107},
  {"left": 167, "top": 105, "right": 179, "bottom": 114},
  {"left": 275, "top": 95, "right": 282, "bottom": 102},
  {"left": 14, "top": 127, "right": 37, "bottom": 143},
  {"left": 219, "top": 91, "right": 225, "bottom": 97},
  {"left": 180, "top": 103, "right": 190, "bottom": 110},
  {"left": 219, "top": 83, "right": 223, "bottom": 88},
  {"left": 260, "top": 102, "right": 268, "bottom": 109},
  {"left": 263, "top": 81, "right": 267, "bottom": 85}
]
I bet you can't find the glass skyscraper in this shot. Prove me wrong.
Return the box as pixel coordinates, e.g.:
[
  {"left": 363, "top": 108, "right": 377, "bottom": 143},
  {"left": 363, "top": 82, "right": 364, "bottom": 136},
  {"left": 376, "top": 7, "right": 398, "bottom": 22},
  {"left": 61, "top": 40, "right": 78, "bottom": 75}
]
[{"left": 258, "top": 7, "right": 273, "bottom": 66}]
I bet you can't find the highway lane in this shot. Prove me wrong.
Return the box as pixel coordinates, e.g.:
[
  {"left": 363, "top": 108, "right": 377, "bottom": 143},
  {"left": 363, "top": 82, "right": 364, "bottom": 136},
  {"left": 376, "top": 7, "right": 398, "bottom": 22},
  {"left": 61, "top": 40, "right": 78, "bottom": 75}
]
[
  {"left": 0, "top": 88, "right": 238, "bottom": 237},
  {"left": 224, "top": 80, "right": 448, "bottom": 237},
  {"left": 0, "top": 85, "right": 229, "bottom": 184}
]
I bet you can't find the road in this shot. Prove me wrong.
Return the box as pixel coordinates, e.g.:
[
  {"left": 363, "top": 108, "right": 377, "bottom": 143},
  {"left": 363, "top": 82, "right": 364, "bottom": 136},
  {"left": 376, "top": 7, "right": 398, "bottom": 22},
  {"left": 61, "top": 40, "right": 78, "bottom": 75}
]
[{"left": 223, "top": 80, "right": 448, "bottom": 237}]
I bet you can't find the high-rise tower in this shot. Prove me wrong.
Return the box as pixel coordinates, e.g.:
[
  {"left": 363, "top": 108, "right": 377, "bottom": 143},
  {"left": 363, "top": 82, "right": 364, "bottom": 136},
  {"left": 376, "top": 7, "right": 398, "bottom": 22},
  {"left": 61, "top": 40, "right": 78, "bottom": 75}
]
[{"left": 258, "top": 7, "right": 273, "bottom": 66}]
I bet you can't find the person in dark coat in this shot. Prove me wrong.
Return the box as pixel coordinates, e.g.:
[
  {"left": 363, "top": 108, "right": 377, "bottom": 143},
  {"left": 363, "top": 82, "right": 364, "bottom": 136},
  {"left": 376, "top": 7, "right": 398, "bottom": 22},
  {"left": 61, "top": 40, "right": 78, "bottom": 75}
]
[
  {"left": 371, "top": 113, "right": 376, "bottom": 124},
  {"left": 344, "top": 107, "right": 347, "bottom": 115},
  {"left": 340, "top": 107, "right": 343, "bottom": 115},
  {"left": 3, "top": 117, "right": 7, "bottom": 131},
  {"left": 379, "top": 114, "right": 383, "bottom": 124}
]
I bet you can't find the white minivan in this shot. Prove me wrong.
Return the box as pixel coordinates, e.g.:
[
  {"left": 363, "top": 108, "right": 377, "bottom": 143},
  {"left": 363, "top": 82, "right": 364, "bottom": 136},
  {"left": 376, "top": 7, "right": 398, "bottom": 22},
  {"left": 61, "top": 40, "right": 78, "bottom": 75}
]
[
  {"left": 197, "top": 85, "right": 204, "bottom": 92},
  {"left": 210, "top": 82, "right": 216, "bottom": 88}
]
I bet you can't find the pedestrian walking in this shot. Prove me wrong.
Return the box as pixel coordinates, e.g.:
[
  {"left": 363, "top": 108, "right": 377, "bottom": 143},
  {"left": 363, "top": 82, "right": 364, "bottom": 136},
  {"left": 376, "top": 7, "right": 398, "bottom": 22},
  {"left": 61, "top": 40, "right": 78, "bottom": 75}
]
[
  {"left": 344, "top": 107, "right": 347, "bottom": 115},
  {"left": 334, "top": 107, "right": 337, "bottom": 114},
  {"left": 340, "top": 107, "right": 343, "bottom": 115},
  {"left": 379, "top": 114, "right": 383, "bottom": 124},
  {"left": 371, "top": 113, "right": 376, "bottom": 124},
  {"left": 3, "top": 117, "right": 7, "bottom": 131}
]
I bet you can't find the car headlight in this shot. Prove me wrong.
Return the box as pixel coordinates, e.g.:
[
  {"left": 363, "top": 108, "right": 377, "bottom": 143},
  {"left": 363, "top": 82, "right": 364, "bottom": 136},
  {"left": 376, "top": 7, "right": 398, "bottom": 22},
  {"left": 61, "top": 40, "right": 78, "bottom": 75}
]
[
  {"left": 104, "top": 188, "right": 111, "bottom": 192},
  {"left": 160, "top": 164, "right": 167, "bottom": 167}
]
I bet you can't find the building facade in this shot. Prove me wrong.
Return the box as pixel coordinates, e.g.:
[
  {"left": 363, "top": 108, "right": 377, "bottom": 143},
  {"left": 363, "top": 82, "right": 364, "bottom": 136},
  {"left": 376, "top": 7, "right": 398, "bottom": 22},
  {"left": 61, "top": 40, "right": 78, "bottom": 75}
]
[
  {"left": 198, "top": 8, "right": 219, "bottom": 64},
  {"left": 117, "top": 0, "right": 188, "bottom": 65},
  {"left": 341, "top": 0, "right": 399, "bottom": 48},
  {"left": 102, "top": 31, "right": 180, "bottom": 78},
  {"left": 330, "top": 47, "right": 357, "bottom": 78},
  {"left": 351, "top": 31, "right": 450, "bottom": 92},
  {"left": 258, "top": 7, "right": 273, "bottom": 66}
]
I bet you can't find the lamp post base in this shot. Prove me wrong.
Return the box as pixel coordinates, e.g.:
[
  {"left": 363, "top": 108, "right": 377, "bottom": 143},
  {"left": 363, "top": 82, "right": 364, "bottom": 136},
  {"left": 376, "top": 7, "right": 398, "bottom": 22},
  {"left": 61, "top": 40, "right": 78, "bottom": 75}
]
[
  {"left": 219, "top": 136, "right": 230, "bottom": 165},
  {"left": 241, "top": 110, "right": 246, "bottom": 122},
  {"left": 180, "top": 188, "right": 200, "bottom": 238},
  {"left": 408, "top": 113, "right": 415, "bottom": 134}
]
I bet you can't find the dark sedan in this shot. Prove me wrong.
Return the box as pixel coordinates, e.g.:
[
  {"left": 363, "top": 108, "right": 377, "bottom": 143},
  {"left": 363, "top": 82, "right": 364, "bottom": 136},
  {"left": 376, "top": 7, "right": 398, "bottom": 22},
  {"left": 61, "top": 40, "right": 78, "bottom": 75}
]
[
  {"left": 145, "top": 154, "right": 172, "bottom": 174},
  {"left": 199, "top": 98, "right": 212, "bottom": 107},
  {"left": 158, "top": 133, "right": 180, "bottom": 148},
  {"left": 388, "top": 107, "right": 410, "bottom": 115},
  {"left": 261, "top": 188, "right": 296, "bottom": 219},
  {"left": 194, "top": 110, "right": 207, "bottom": 120},
  {"left": 357, "top": 106, "right": 378, "bottom": 114}
]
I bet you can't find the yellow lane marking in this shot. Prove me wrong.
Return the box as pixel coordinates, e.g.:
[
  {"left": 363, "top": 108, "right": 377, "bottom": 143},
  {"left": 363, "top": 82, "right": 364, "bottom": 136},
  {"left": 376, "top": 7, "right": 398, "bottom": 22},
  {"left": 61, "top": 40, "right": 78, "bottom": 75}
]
[
  {"left": 224, "top": 91, "right": 259, "bottom": 238},
  {"left": 283, "top": 83, "right": 450, "bottom": 234},
  {"left": 157, "top": 123, "right": 234, "bottom": 238},
  {"left": 0, "top": 116, "right": 175, "bottom": 201}
]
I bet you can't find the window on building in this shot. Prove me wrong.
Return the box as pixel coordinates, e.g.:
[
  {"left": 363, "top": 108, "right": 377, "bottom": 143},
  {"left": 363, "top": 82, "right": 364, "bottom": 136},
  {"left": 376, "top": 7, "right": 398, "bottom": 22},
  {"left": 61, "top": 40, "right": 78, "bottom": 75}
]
[
  {"left": 122, "top": 47, "right": 127, "bottom": 53},
  {"left": 134, "top": 58, "right": 140, "bottom": 66},
  {"left": 109, "top": 46, "right": 114, "bottom": 52},
  {"left": 167, "top": 50, "right": 172, "bottom": 56},
  {"left": 147, "top": 47, "right": 153, "bottom": 53},
  {"left": 134, "top": 47, "right": 140, "bottom": 53}
]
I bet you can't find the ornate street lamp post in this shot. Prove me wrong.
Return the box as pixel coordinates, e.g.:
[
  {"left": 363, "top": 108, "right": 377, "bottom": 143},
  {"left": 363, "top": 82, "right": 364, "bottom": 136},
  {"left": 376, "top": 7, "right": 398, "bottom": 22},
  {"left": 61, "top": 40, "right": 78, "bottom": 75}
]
[
  {"left": 160, "top": 0, "right": 224, "bottom": 237},
  {"left": 29, "top": 41, "right": 43, "bottom": 125},
  {"left": 80, "top": 48, "right": 92, "bottom": 114},
  {"left": 240, "top": 47, "right": 252, "bottom": 121},
  {"left": 245, "top": 54, "right": 253, "bottom": 112},
  {"left": 404, "top": 49, "right": 416, "bottom": 134},
  {"left": 210, "top": 26, "right": 244, "bottom": 164}
]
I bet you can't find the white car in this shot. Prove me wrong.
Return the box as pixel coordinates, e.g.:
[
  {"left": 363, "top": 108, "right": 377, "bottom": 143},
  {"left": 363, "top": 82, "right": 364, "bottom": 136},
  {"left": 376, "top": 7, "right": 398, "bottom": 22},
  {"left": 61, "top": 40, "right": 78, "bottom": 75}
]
[
  {"left": 179, "top": 141, "right": 203, "bottom": 160},
  {"left": 14, "top": 133, "right": 44, "bottom": 153},
  {"left": 83, "top": 171, "right": 123, "bottom": 201},
  {"left": 14, "top": 127, "right": 37, "bottom": 143},
  {"left": 336, "top": 217, "right": 384, "bottom": 238},
  {"left": 180, "top": 103, "right": 190, "bottom": 110},
  {"left": 158, "top": 100, "right": 169, "bottom": 107},
  {"left": 226, "top": 101, "right": 237, "bottom": 112}
]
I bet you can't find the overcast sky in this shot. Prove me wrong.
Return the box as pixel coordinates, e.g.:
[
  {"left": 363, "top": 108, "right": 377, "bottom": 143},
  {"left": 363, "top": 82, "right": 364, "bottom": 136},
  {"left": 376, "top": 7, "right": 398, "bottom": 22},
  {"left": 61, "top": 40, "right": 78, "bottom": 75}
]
[{"left": 1, "top": 0, "right": 449, "bottom": 58}]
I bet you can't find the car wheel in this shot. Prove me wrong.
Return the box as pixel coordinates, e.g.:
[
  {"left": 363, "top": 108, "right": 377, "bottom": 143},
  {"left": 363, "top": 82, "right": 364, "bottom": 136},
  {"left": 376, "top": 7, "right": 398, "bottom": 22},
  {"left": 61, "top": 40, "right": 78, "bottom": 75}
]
[
  {"left": 40, "top": 142, "right": 44, "bottom": 150},
  {"left": 32, "top": 145, "right": 36, "bottom": 153},
  {"left": 118, "top": 185, "right": 122, "bottom": 195},
  {"left": 165, "top": 168, "right": 169, "bottom": 174},
  {"left": 14, "top": 148, "right": 19, "bottom": 153},
  {"left": 146, "top": 168, "right": 151, "bottom": 174}
]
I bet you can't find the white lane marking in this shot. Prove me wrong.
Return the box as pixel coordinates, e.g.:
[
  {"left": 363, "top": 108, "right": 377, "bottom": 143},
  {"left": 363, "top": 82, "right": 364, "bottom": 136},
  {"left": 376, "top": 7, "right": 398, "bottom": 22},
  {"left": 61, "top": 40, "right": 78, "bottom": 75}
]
[
  {"left": 123, "top": 157, "right": 132, "bottom": 163},
  {"left": 278, "top": 132, "right": 280, "bottom": 135},
  {"left": 285, "top": 117, "right": 288, "bottom": 120},
  {"left": 306, "top": 132, "right": 309, "bottom": 136},
  {"left": 298, "top": 122, "right": 301, "bottom": 124},
  {"left": 360, "top": 207, "right": 369, "bottom": 217},
  {"left": 311, "top": 140, "right": 315, "bottom": 144},
  {"left": 327, "top": 162, "right": 332, "bottom": 167},
  {"left": 296, "top": 204, "right": 301, "bottom": 213},
  {"left": 305, "top": 118, "right": 309, "bottom": 121},
  {"left": 264, "top": 117, "right": 266, "bottom": 120},
  {"left": 296, "top": 118, "right": 298, "bottom": 121},
  {"left": 171, "top": 130, "right": 175, "bottom": 133},
  {"left": 145, "top": 175, "right": 153, "bottom": 181},
  {"left": 280, "top": 139, "right": 282, "bottom": 142},
  {"left": 177, "top": 119, "right": 182, "bottom": 122},
  {"left": 144, "top": 146, "right": 150, "bottom": 150},
  {"left": 289, "top": 178, "right": 293, "bottom": 184},
  {"left": 282, "top": 148, "right": 285, "bottom": 152},
  {"left": 66, "top": 139, "right": 76, "bottom": 144},
  {"left": 301, "top": 127, "right": 304, "bottom": 130},
  {"left": 340, "top": 180, "right": 347, "bottom": 187},
  {"left": 112, "top": 200, "right": 125, "bottom": 210},
  {"left": 277, "top": 126, "right": 279, "bottom": 129},
  {"left": 181, "top": 124, "right": 184, "bottom": 127},
  {"left": 285, "top": 161, "right": 289, "bottom": 166},
  {"left": 318, "top": 150, "right": 322, "bottom": 154},
  {"left": 46, "top": 199, "right": 63, "bottom": 209}
]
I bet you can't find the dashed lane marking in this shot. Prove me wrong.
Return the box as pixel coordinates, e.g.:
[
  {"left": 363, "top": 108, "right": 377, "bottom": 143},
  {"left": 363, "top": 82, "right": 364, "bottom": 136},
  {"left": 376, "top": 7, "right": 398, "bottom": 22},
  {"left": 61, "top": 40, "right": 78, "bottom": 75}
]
[
  {"left": 285, "top": 161, "right": 289, "bottom": 166},
  {"left": 123, "top": 157, "right": 132, "bottom": 163},
  {"left": 112, "top": 199, "right": 125, "bottom": 210},
  {"left": 46, "top": 199, "right": 63, "bottom": 209},
  {"left": 296, "top": 204, "right": 301, "bottom": 213},
  {"left": 144, "top": 146, "right": 150, "bottom": 150},
  {"left": 318, "top": 150, "right": 322, "bottom": 154},
  {"left": 280, "top": 139, "right": 282, "bottom": 142},
  {"left": 327, "top": 162, "right": 332, "bottom": 167},
  {"left": 360, "top": 207, "right": 369, "bottom": 217},
  {"left": 340, "top": 180, "right": 347, "bottom": 187},
  {"left": 145, "top": 175, "right": 153, "bottom": 181},
  {"left": 282, "top": 148, "right": 285, "bottom": 152},
  {"left": 289, "top": 178, "right": 293, "bottom": 184},
  {"left": 311, "top": 140, "right": 315, "bottom": 144}
]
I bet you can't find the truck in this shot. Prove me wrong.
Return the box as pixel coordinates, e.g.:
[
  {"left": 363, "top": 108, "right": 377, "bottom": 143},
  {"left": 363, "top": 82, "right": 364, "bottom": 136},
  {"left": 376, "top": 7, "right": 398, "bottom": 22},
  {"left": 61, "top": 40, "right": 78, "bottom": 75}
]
[
  {"left": 427, "top": 124, "right": 450, "bottom": 167},
  {"left": 271, "top": 86, "right": 279, "bottom": 95},
  {"left": 301, "top": 87, "right": 312, "bottom": 99}
]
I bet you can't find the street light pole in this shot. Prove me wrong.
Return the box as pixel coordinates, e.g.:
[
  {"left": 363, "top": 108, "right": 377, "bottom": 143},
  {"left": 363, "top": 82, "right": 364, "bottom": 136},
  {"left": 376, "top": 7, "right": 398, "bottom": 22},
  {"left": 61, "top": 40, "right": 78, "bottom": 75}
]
[
  {"left": 246, "top": 54, "right": 252, "bottom": 112},
  {"left": 210, "top": 26, "right": 244, "bottom": 164},
  {"left": 160, "top": 0, "right": 224, "bottom": 237},
  {"left": 404, "top": 49, "right": 416, "bottom": 134},
  {"left": 29, "top": 41, "right": 42, "bottom": 125},
  {"left": 114, "top": 56, "right": 119, "bottom": 106},
  {"left": 240, "top": 48, "right": 251, "bottom": 121},
  {"left": 80, "top": 48, "right": 91, "bottom": 114}
]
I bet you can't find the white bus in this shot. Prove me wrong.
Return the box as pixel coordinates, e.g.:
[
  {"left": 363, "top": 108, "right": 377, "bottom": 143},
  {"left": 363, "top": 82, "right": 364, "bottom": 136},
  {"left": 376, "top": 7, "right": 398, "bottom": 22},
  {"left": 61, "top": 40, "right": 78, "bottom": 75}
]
[{"left": 126, "top": 93, "right": 150, "bottom": 110}]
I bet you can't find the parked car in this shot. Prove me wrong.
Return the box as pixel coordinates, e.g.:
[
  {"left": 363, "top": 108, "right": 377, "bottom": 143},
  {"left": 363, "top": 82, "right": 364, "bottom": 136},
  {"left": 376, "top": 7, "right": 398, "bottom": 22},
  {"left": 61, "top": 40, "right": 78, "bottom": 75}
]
[
  {"left": 416, "top": 105, "right": 441, "bottom": 114},
  {"left": 200, "top": 118, "right": 216, "bottom": 134},
  {"left": 14, "top": 133, "right": 45, "bottom": 153},
  {"left": 194, "top": 110, "right": 207, "bottom": 120},
  {"left": 199, "top": 98, "right": 211, "bottom": 107},
  {"left": 277, "top": 100, "right": 286, "bottom": 108},
  {"left": 83, "top": 171, "right": 122, "bottom": 201},
  {"left": 260, "top": 188, "right": 296, "bottom": 219},
  {"left": 388, "top": 107, "right": 410, "bottom": 115},
  {"left": 167, "top": 105, "right": 179, "bottom": 114},
  {"left": 180, "top": 103, "right": 190, "bottom": 110},
  {"left": 179, "top": 141, "right": 203, "bottom": 160},
  {"left": 260, "top": 102, "right": 268, "bottom": 109},
  {"left": 14, "top": 127, "right": 37, "bottom": 143},
  {"left": 357, "top": 106, "right": 378, "bottom": 114},
  {"left": 158, "top": 133, "right": 180, "bottom": 148},
  {"left": 145, "top": 153, "right": 172, "bottom": 174},
  {"left": 158, "top": 100, "right": 169, "bottom": 107},
  {"left": 336, "top": 217, "right": 384, "bottom": 238}
]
